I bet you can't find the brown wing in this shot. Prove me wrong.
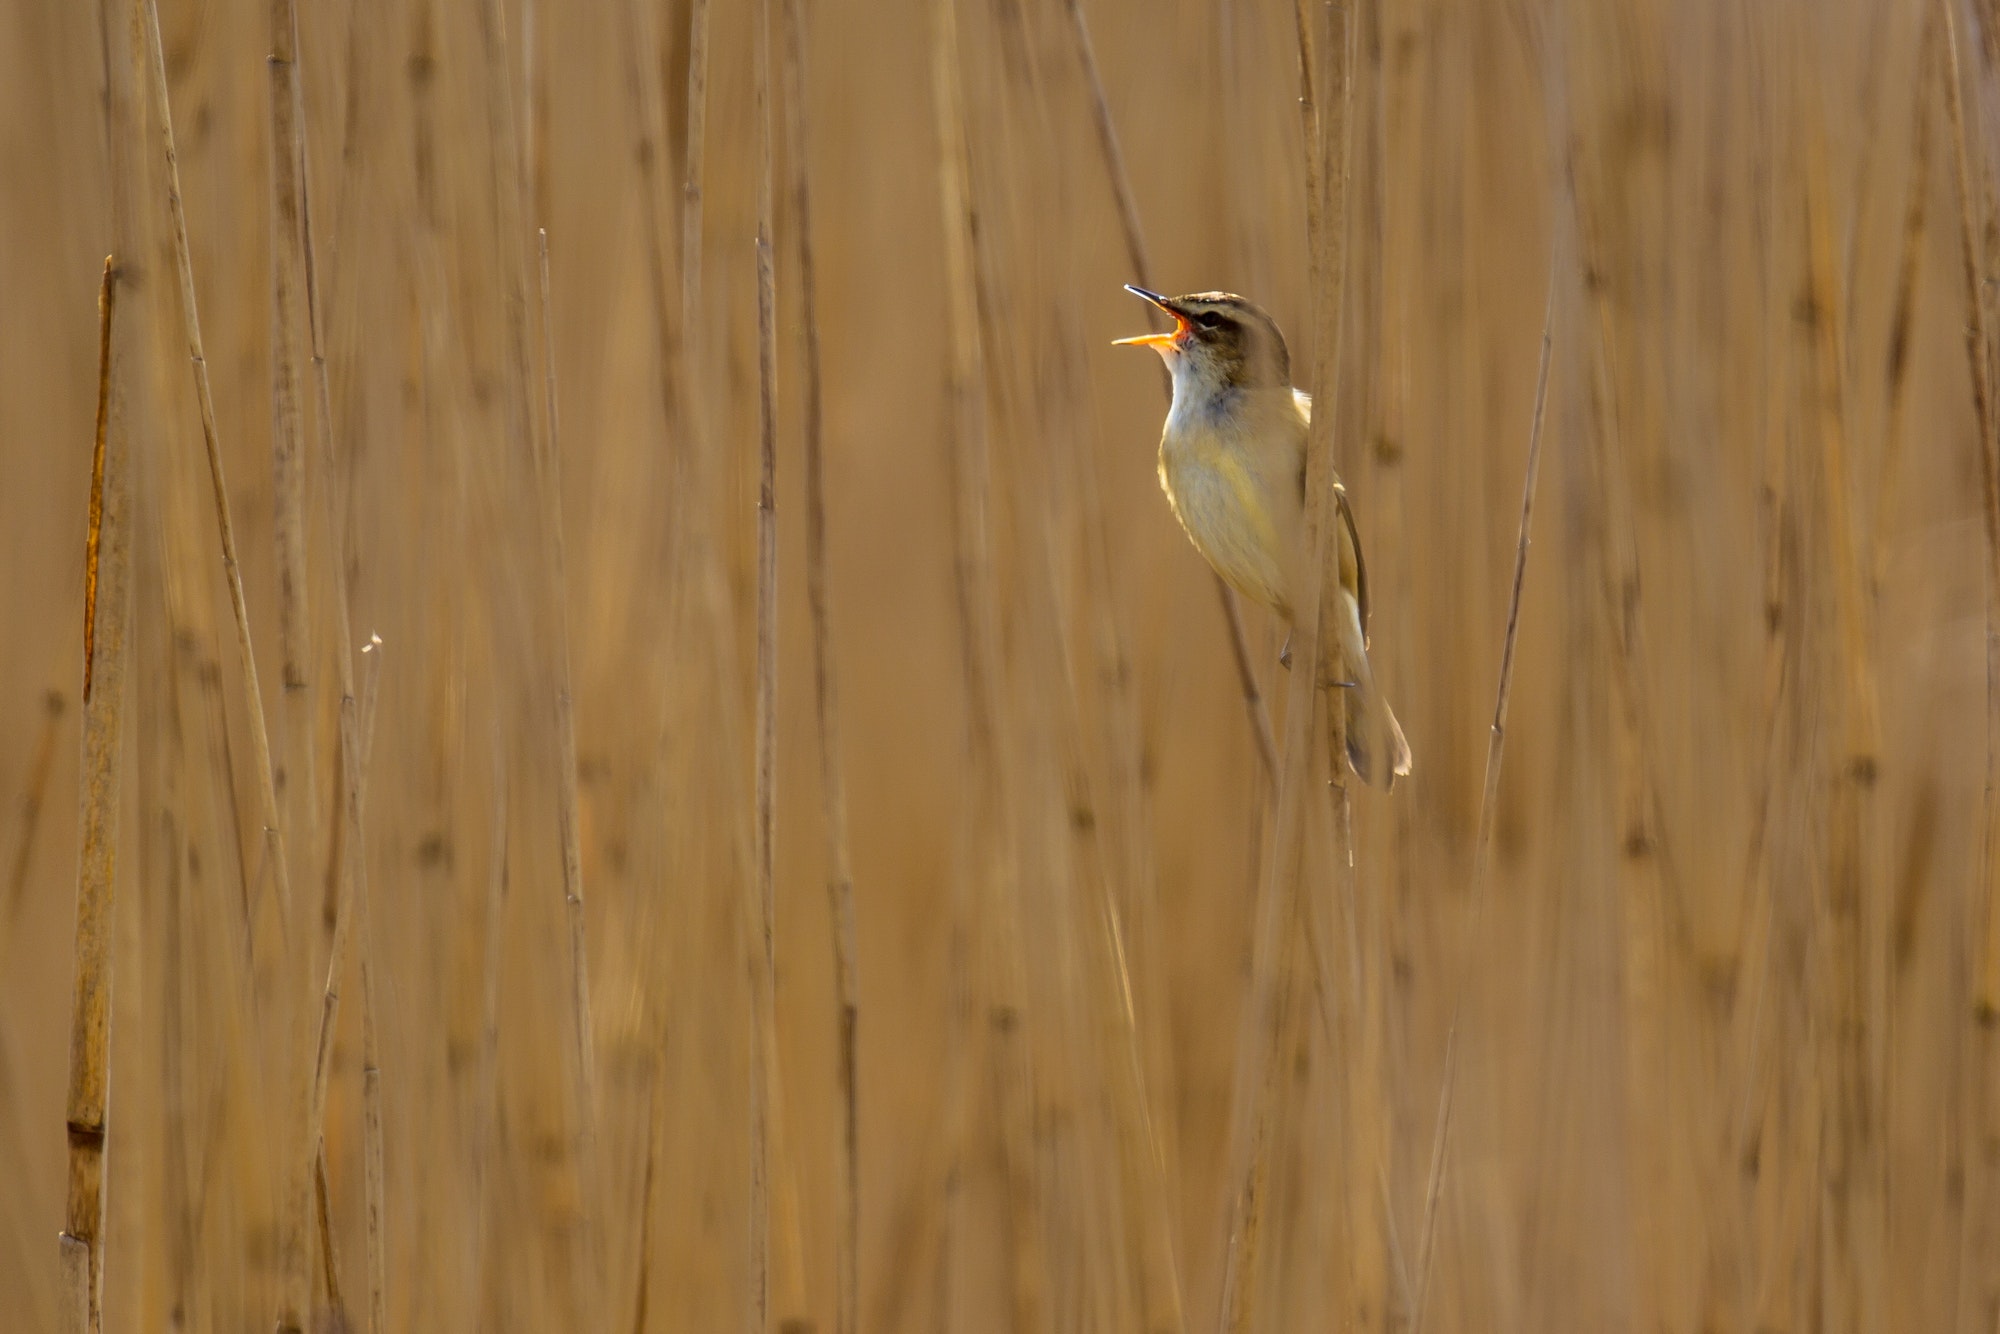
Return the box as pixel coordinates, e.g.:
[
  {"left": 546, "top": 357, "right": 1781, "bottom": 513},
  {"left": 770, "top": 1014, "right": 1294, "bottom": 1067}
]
[
  {"left": 1295, "top": 443, "right": 1372, "bottom": 642},
  {"left": 1335, "top": 483, "right": 1370, "bottom": 643}
]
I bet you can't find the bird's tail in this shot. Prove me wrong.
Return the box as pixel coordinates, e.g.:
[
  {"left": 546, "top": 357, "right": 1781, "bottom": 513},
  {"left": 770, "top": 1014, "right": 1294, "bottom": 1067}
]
[{"left": 1324, "top": 587, "right": 1411, "bottom": 790}]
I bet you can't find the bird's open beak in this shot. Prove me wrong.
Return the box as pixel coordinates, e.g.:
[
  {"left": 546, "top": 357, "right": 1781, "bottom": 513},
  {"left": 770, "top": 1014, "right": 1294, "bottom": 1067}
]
[{"left": 1113, "top": 284, "right": 1188, "bottom": 348}]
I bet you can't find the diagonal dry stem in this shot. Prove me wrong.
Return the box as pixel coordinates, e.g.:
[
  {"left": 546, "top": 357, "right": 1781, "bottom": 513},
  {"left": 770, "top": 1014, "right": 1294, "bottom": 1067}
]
[{"left": 136, "top": 0, "right": 295, "bottom": 942}]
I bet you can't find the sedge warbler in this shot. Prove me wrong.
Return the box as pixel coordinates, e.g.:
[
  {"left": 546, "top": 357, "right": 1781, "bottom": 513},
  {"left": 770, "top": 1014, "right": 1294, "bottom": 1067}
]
[{"left": 1117, "top": 285, "right": 1411, "bottom": 788}]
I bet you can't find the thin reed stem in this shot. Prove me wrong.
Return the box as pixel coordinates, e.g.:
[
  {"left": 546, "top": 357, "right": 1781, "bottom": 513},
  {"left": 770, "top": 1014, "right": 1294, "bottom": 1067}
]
[
  {"left": 535, "top": 227, "right": 598, "bottom": 1163},
  {"left": 1410, "top": 265, "right": 1557, "bottom": 1334},
  {"left": 265, "top": 0, "right": 315, "bottom": 933},
  {"left": 751, "top": 1, "right": 780, "bottom": 1329},
  {"left": 1796, "top": 41, "right": 1888, "bottom": 1328},
  {"left": 1942, "top": 4, "right": 2000, "bottom": 1323},
  {"left": 352, "top": 636, "right": 386, "bottom": 1334},
  {"left": 778, "top": 5, "right": 862, "bottom": 1333},
  {"left": 1943, "top": 0, "right": 2000, "bottom": 1001},
  {"left": 931, "top": 4, "right": 1050, "bottom": 1328},
  {"left": 683, "top": 0, "right": 712, "bottom": 343},
  {"left": 272, "top": 2, "right": 398, "bottom": 1324},
  {"left": 473, "top": 3, "right": 605, "bottom": 1313}
]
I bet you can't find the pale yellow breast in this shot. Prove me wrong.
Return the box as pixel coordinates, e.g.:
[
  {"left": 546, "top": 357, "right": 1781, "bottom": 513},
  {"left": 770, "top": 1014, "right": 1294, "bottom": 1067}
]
[{"left": 1156, "top": 393, "right": 1306, "bottom": 618}]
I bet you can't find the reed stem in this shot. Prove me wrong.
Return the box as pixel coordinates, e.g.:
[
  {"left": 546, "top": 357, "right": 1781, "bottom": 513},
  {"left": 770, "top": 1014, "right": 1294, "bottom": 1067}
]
[
  {"left": 60, "top": 255, "right": 131, "bottom": 1334},
  {"left": 778, "top": 5, "right": 863, "bottom": 1332}
]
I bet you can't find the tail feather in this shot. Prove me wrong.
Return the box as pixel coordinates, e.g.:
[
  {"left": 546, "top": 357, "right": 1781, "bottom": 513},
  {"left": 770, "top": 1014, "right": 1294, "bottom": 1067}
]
[{"left": 1324, "top": 589, "right": 1412, "bottom": 790}]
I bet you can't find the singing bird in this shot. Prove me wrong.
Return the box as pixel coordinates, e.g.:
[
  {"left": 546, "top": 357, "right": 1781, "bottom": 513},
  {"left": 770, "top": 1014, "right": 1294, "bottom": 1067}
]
[{"left": 1116, "top": 285, "right": 1411, "bottom": 788}]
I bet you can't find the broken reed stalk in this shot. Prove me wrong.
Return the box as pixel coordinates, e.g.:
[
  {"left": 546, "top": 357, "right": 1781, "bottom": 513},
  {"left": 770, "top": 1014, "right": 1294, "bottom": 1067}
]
[
  {"left": 1213, "top": 5, "right": 1349, "bottom": 1330},
  {"left": 1409, "top": 264, "right": 1557, "bottom": 1334},
  {"left": 313, "top": 1147, "right": 346, "bottom": 1319},
  {"left": 60, "top": 256, "right": 130, "bottom": 1334},
  {"left": 751, "top": 0, "right": 780, "bottom": 1328},
  {"left": 1061, "top": 0, "right": 1278, "bottom": 784},
  {"left": 777, "top": 4, "right": 863, "bottom": 1332}
]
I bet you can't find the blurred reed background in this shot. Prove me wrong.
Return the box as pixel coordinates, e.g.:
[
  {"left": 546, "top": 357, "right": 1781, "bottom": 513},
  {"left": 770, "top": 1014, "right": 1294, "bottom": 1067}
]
[{"left": 4, "top": 0, "right": 1999, "bottom": 1330}]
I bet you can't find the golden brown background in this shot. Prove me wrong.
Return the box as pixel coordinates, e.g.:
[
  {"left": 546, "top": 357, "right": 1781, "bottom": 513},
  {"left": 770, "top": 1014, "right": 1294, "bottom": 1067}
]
[{"left": 2, "top": 0, "right": 1995, "bottom": 1330}]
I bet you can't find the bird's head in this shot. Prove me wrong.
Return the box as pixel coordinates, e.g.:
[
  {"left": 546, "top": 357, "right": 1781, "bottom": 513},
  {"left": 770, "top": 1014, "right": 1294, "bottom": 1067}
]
[{"left": 1114, "top": 287, "right": 1293, "bottom": 394}]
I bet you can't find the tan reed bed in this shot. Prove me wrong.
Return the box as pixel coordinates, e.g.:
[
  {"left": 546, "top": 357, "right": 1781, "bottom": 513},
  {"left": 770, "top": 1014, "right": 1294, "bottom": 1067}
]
[{"left": 7, "top": 3, "right": 1998, "bottom": 1332}]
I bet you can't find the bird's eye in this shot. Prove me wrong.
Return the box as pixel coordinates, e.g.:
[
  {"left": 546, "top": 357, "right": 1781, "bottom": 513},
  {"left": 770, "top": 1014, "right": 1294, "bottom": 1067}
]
[{"left": 1192, "top": 311, "right": 1225, "bottom": 330}]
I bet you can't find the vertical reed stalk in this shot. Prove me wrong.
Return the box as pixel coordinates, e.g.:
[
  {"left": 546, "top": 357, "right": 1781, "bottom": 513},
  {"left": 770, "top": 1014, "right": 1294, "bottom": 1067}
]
[
  {"left": 60, "top": 256, "right": 130, "bottom": 1334},
  {"left": 352, "top": 636, "right": 386, "bottom": 1334},
  {"left": 265, "top": 0, "right": 315, "bottom": 938},
  {"left": 475, "top": 3, "right": 602, "bottom": 1315},
  {"left": 683, "top": 0, "right": 711, "bottom": 340},
  {"left": 266, "top": 4, "right": 329, "bottom": 1325},
  {"left": 1945, "top": 0, "right": 2000, "bottom": 1002},
  {"left": 751, "top": 1, "right": 780, "bottom": 1329},
  {"left": 932, "top": 3, "right": 1048, "bottom": 1329},
  {"left": 534, "top": 225, "right": 597, "bottom": 1185},
  {"left": 778, "top": 5, "right": 863, "bottom": 1333},
  {"left": 276, "top": 1, "right": 394, "bottom": 1323},
  {"left": 1797, "top": 49, "right": 1887, "bottom": 1326}
]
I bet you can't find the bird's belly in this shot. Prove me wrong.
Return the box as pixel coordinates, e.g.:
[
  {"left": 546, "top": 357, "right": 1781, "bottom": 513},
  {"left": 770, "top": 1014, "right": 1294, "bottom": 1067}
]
[{"left": 1160, "top": 451, "right": 1295, "bottom": 617}]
